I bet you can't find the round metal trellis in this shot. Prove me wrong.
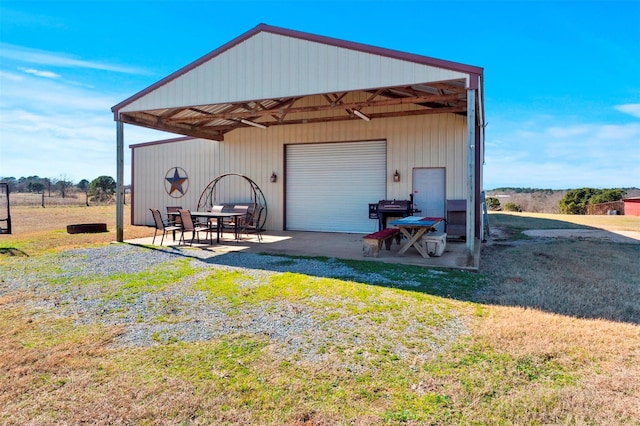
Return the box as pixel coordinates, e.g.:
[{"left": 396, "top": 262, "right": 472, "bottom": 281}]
[{"left": 196, "top": 173, "right": 267, "bottom": 230}]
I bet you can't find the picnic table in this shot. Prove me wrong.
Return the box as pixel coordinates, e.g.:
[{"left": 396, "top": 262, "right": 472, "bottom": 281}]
[{"left": 388, "top": 216, "right": 445, "bottom": 258}]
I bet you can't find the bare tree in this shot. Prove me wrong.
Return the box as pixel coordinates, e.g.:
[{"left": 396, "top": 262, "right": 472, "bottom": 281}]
[
  {"left": 43, "top": 178, "right": 53, "bottom": 196},
  {"left": 77, "top": 179, "right": 90, "bottom": 206},
  {"left": 55, "top": 175, "right": 74, "bottom": 199}
]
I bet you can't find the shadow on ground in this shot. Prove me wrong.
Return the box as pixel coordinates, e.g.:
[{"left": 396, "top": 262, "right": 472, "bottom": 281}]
[
  {"left": 126, "top": 213, "right": 639, "bottom": 325},
  {"left": 0, "top": 247, "right": 28, "bottom": 257},
  {"left": 478, "top": 214, "right": 639, "bottom": 325}
]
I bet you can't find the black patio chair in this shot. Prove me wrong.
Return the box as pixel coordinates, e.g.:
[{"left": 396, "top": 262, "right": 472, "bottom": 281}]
[
  {"left": 150, "top": 208, "right": 181, "bottom": 245},
  {"left": 178, "top": 209, "right": 214, "bottom": 245},
  {"left": 206, "top": 205, "right": 225, "bottom": 228},
  {"left": 224, "top": 205, "right": 249, "bottom": 240},
  {"left": 244, "top": 206, "right": 265, "bottom": 242},
  {"left": 166, "top": 206, "right": 183, "bottom": 226}
]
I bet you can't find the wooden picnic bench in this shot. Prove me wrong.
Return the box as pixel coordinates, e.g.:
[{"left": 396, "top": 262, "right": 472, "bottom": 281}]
[{"left": 362, "top": 227, "right": 401, "bottom": 258}]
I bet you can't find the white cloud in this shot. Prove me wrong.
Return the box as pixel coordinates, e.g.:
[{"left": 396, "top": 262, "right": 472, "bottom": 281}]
[
  {"left": 485, "top": 118, "right": 640, "bottom": 189},
  {"left": 615, "top": 103, "right": 640, "bottom": 118},
  {"left": 0, "top": 69, "right": 172, "bottom": 183},
  {"left": 546, "top": 125, "right": 590, "bottom": 139},
  {"left": 18, "top": 67, "right": 60, "bottom": 79},
  {"left": 0, "top": 70, "right": 23, "bottom": 82},
  {"left": 595, "top": 123, "right": 640, "bottom": 140},
  {"left": 0, "top": 42, "right": 148, "bottom": 75},
  {"left": 0, "top": 104, "right": 171, "bottom": 183},
  {"left": 0, "top": 70, "right": 116, "bottom": 111}
]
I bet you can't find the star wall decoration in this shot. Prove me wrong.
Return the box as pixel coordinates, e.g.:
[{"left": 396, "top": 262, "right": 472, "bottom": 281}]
[{"left": 164, "top": 167, "right": 189, "bottom": 198}]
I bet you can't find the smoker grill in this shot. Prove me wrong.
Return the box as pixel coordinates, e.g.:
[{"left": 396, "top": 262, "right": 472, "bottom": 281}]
[{"left": 369, "top": 198, "right": 415, "bottom": 231}]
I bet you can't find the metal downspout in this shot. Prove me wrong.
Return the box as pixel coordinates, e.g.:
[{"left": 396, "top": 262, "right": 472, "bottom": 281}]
[
  {"left": 116, "top": 121, "right": 124, "bottom": 242},
  {"left": 466, "top": 89, "right": 476, "bottom": 265}
]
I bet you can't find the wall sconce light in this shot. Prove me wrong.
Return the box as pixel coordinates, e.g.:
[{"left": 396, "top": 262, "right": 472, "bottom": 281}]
[
  {"left": 270, "top": 172, "right": 277, "bottom": 183},
  {"left": 393, "top": 170, "right": 400, "bottom": 182}
]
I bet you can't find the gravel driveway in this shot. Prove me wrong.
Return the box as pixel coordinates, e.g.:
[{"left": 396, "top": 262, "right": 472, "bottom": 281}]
[{"left": 1, "top": 243, "right": 466, "bottom": 365}]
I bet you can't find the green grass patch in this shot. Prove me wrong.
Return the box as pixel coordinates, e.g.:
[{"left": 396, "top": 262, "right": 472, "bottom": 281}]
[
  {"left": 192, "top": 269, "right": 251, "bottom": 306},
  {"left": 103, "top": 259, "right": 198, "bottom": 302},
  {"left": 110, "top": 329, "right": 579, "bottom": 424},
  {"left": 111, "top": 335, "right": 458, "bottom": 423},
  {"left": 423, "top": 338, "right": 577, "bottom": 410},
  {"left": 241, "top": 252, "right": 486, "bottom": 300},
  {"left": 2, "top": 299, "right": 579, "bottom": 425},
  {"left": 0, "top": 253, "right": 68, "bottom": 283},
  {"left": 28, "top": 257, "right": 190, "bottom": 306},
  {"left": 193, "top": 269, "right": 456, "bottom": 323},
  {"left": 335, "top": 258, "right": 486, "bottom": 300}
]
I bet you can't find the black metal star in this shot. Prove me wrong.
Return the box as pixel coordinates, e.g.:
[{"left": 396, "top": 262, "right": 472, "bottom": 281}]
[{"left": 165, "top": 168, "right": 188, "bottom": 196}]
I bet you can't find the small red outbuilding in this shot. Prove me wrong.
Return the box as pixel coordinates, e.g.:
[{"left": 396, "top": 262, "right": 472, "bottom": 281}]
[{"left": 623, "top": 197, "right": 640, "bottom": 216}]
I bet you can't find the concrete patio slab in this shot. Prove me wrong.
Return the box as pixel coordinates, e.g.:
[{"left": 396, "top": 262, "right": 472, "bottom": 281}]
[{"left": 126, "top": 229, "right": 480, "bottom": 270}]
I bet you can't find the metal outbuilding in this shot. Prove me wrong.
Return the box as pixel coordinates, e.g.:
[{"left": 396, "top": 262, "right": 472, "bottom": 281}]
[
  {"left": 623, "top": 197, "right": 640, "bottom": 216},
  {"left": 112, "top": 24, "right": 485, "bottom": 264}
]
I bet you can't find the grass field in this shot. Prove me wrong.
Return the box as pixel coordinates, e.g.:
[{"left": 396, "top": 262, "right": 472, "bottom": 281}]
[
  {"left": 0, "top": 204, "right": 151, "bottom": 255},
  {"left": 1, "top": 206, "right": 639, "bottom": 424},
  {"left": 489, "top": 210, "right": 640, "bottom": 235}
]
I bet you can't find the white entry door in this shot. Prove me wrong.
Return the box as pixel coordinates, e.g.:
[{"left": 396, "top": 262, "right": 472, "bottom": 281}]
[
  {"left": 286, "top": 140, "right": 386, "bottom": 233},
  {"left": 412, "top": 168, "right": 446, "bottom": 232}
]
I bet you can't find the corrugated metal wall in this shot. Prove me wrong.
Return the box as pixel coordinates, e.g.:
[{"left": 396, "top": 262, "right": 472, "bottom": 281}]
[
  {"left": 286, "top": 140, "right": 387, "bottom": 233},
  {"left": 131, "top": 110, "right": 467, "bottom": 229},
  {"left": 120, "top": 31, "right": 468, "bottom": 112}
]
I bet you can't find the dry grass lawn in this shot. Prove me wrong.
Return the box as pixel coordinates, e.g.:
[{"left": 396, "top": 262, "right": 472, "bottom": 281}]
[
  {"left": 476, "top": 212, "right": 640, "bottom": 424},
  {"left": 1, "top": 206, "right": 639, "bottom": 424},
  {"left": 1, "top": 205, "right": 153, "bottom": 255}
]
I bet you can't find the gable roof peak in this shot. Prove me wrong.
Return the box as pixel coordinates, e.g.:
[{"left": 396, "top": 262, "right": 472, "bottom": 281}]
[{"left": 112, "top": 24, "right": 482, "bottom": 115}]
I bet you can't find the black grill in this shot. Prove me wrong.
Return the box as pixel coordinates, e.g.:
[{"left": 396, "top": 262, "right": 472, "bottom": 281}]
[{"left": 369, "top": 198, "right": 414, "bottom": 230}]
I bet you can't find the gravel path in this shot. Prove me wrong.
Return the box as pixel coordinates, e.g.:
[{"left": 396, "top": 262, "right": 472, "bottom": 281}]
[{"left": 1, "top": 243, "right": 467, "bottom": 365}]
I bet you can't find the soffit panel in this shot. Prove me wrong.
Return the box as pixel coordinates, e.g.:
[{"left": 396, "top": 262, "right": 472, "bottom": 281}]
[{"left": 118, "top": 80, "right": 469, "bottom": 142}]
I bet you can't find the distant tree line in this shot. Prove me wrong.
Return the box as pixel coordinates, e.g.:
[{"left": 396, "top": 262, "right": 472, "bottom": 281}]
[
  {"left": 0, "top": 175, "right": 118, "bottom": 204},
  {"left": 490, "top": 187, "right": 557, "bottom": 195},
  {"left": 486, "top": 187, "right": 636, "bottom": 214},
  {"left": 558, "top": 188, "right": 626, "bottom": 215}
]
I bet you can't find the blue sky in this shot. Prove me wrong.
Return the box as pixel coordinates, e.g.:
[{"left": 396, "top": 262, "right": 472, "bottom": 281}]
[{"left": 1, "top": 0, "right": 638, "bottom": 189}]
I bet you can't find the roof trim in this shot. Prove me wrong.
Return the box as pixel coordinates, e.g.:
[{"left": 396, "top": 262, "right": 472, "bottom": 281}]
[
  {"left": 128, "top": 136, "right": 195, "bottom": 149},
  {"left": 264, "top": 24, "right": 483, "bottom": 75},
  {"left": 112, "top": 23, "right": 483, "bottom": 118}
]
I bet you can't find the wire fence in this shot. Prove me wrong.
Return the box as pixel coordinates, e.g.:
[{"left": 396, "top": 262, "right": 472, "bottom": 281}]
[
  {"left": 585, "top": 201, "right": 624, "bottom": 215},
  {"left": 8, "top": 192, "right": 130, "bottom": 207}
]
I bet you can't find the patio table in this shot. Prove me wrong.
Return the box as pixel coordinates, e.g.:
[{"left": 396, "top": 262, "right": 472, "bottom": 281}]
[
  {"left": 169, "top": 211, "right": 245, "bottom": 244},
  {"left": 388, "top": 216, "right": 446, "bottom": 258}
]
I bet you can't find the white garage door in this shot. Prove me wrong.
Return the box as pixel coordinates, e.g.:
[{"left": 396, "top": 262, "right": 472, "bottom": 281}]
[{"left": 286, "top": 140, "right": 386, "bottom": 233}]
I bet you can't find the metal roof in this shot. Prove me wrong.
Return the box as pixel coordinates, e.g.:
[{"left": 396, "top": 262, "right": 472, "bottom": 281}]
[{"left": 112, "top": 24, "right": 484, "bottom": 141}]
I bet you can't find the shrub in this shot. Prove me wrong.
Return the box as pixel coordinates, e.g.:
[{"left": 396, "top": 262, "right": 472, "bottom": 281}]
[
  {"left": 486, "top": 197, "right": 501, "bottom": 211},
  {"left": 88, "top": 176, "right": 116, "bottom": 203},
  {"left": 503, "top": 202, "right": 522, "bottom": 212},
  {"left": 559, "top": 188, "right": 626, "bottom": 214}
]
